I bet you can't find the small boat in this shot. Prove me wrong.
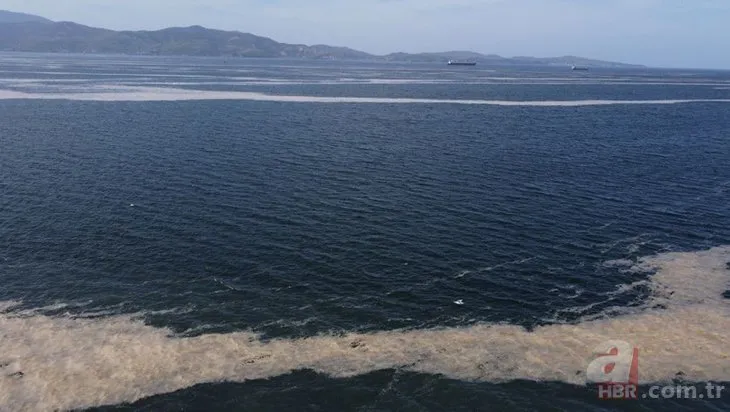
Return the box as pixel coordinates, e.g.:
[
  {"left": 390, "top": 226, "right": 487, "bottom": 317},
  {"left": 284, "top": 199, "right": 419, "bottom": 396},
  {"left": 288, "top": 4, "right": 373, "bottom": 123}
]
[
  {"left": 448, "top": 60, "right": 477, "bottom": 66},
  {"left": 571, "top": 65, "right": 589, "bottom": 71}
]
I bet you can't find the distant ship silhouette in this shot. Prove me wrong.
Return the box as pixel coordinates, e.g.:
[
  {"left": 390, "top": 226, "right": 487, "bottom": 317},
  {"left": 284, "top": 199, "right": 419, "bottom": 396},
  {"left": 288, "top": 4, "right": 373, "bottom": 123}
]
[{"left": 448, "top": 60, "right": 477, "bottom": 66}]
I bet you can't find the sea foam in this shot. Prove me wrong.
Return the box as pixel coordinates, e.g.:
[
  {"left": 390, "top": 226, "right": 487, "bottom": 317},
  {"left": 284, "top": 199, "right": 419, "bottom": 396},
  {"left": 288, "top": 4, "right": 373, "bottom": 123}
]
[
  {"left": 0, "top": 246, "right": 729, "bottom": 411},
  {"left": 2, "top": 86, "right": 730, "bottom": 105}
]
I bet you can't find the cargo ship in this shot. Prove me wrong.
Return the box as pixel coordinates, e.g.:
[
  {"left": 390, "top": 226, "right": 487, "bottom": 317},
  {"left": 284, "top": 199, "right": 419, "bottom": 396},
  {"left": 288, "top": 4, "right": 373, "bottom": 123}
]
[
  {"left": 448, "top": 60, "right": 477, "bottom": 66},
  {"left": 571, "top": 65, "right": 589, "bottom": 71}
]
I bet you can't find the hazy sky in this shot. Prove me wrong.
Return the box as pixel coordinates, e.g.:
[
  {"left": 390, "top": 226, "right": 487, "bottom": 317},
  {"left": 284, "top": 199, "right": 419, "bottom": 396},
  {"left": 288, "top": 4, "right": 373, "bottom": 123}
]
[{"left": 2, "top": 0, "right": 728, "bottom": 69}]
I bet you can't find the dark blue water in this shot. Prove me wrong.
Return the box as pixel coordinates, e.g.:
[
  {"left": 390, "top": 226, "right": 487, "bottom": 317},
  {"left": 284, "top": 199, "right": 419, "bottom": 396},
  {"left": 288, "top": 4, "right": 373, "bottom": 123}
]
[{"left": 1, "top": 54, "right": 729, "bottom": 411}]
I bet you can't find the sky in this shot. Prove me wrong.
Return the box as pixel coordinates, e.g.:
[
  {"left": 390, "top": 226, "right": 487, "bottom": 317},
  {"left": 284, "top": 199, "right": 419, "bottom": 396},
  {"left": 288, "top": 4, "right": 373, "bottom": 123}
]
[{"left": 1, "top": 0, "right": 728, "bottom": 69}]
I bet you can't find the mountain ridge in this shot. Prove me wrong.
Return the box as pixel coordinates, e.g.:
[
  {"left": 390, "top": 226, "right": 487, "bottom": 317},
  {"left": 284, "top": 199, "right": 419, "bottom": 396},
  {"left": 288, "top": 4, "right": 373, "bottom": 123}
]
[
  {"left": 0, "top": 10, "right": 643, "bottom": 67},
  {"left": 0, "top": 9, "right": 52, "bottom": 24}
]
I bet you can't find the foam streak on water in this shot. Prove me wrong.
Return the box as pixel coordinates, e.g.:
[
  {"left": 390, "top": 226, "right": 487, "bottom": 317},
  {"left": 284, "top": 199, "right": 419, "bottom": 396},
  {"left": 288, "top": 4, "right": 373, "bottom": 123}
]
[
  {"left": 2, "top": 87, "right": 730, "bottom": 105},
  {"left": 1, "top": 246, "right": 728, "bottom": 411}
]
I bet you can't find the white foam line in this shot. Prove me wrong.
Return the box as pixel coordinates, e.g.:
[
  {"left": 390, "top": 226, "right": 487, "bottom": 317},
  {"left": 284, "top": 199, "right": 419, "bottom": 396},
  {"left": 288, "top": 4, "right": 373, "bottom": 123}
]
[
  {"left": 140, "top": 80, "right": 730, "bottom": 87},
  {"left": 0, "top": 71, "right": 223, "bottom": 78},
  {"left": 4, "top": 79, "right": 730, "bottom": 87},
  {"left": 1, "top": 246, "right": 729, "bottom": 411},
  {"left": 2, "top": 87, "right": 730, "bottom": 106}
]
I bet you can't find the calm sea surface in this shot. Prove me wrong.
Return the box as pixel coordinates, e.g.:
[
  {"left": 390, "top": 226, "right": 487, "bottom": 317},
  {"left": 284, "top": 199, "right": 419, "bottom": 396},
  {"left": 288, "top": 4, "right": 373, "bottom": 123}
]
[{"left": 1, "top": 54, "right": 729, "bottom": 411}]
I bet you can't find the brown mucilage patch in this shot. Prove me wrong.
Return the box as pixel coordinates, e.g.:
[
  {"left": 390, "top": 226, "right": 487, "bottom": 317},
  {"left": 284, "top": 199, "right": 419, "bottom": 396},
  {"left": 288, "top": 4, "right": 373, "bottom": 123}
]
[{"left": 1, "top": 246, "right": 729, "bottom": 411}]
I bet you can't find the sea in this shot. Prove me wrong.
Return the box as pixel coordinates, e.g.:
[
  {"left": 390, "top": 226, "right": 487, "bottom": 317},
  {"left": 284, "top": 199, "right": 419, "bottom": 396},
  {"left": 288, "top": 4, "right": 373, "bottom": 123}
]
[{"left": 0, "top": 53, "right": 729, "bottom": 412}]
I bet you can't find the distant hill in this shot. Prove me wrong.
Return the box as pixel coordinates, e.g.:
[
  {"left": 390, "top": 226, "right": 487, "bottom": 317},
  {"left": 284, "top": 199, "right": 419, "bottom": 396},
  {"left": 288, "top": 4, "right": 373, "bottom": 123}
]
[
  {"left": 0, "top": 10, "right": 52, "bottom": 24},
  {"left": 385, "top": 51, "right": 504, "bottom": 62},
  {"left": 0, "top": 10, "right": 642, "bottom": 67},
  {"left": 383, "top": 51, "right": 642, "bottom": 68},
  {"left": 0, "top": 20, "right": 372, "bottom": 59}
]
